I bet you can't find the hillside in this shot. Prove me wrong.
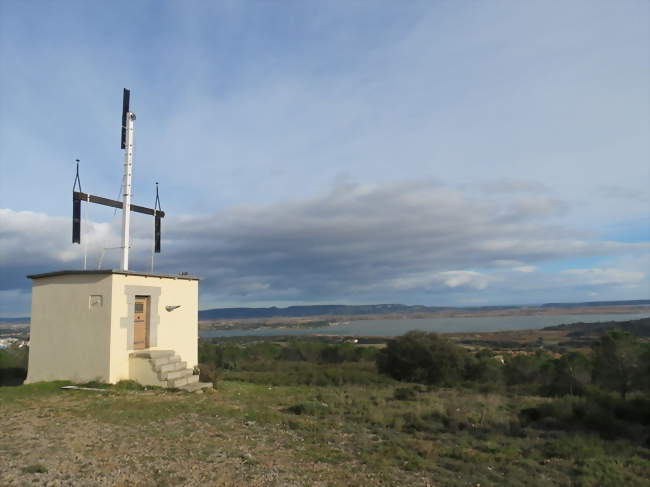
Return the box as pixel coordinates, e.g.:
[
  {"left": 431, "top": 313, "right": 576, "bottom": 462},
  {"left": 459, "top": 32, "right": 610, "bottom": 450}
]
[
  {"left": 199, "top": 303, "right": 449, "bottom": 320},
  {"left": 3, "top": 300, "right": 648, "bottom": 325},
  {"left": 199, "top": 300, "right": 650, "bottom": 321},
  {"left": 542, "top": 317, "right": 650, "bottom": 337}
]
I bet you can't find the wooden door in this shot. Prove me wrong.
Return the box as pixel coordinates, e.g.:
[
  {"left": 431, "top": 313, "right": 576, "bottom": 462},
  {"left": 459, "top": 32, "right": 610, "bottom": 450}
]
[{"left": 133, "top": 296, "right": 149, "bottom": 350}]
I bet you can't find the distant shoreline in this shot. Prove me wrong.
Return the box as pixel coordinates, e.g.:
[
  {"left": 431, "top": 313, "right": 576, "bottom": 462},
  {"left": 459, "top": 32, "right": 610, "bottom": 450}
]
[
  {"left": 199, "top": 305, "right": 650, "bottom": 331},
  {"left": 3, "top": 303, "right": 649, "bottom": 332}
]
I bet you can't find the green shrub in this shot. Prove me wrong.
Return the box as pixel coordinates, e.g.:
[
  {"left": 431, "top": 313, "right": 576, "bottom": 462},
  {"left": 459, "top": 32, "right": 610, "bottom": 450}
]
[
  {"left": 572, "top": 457, "right": 648, "bottom": 487},
  {"left": 542, "top": 434, "right": 605, "bottom": 459},
  {"left": 520, "top": 390, "right": 650, "bottom": 442},
  {"left": 544, "top": 352, "right": 592, "bottom": 396},
  {"left": 114, "top": 380, "right": 145, "bottom": 390},
  {"left": 502, "top": 351, "right": 553, "bottom": 387},
  {"left": 198, "top": 363, "right": 220, "bottom": 385},
  {"left": 393, "top": 386, "right": 419, "bottom": 401},
  {"left": 0, "top": 344, "right": 28, "bottom": 386},
  {"left": 285, "top": 400, "right": 330, "bottom": 416},
  {"left": 464, "top": 351, "right": 504, "bottom": 385},
  {"left": 592, "top": 330, "right": 645, "bottom": 398},
  {"left": 376, "top": 331, "right": 468, "bottom": 386}
]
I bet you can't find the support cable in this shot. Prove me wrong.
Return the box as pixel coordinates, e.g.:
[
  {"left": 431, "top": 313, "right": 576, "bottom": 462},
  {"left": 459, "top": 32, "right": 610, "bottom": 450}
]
[
  {"left": 72, "top": 159, "right": 82, "bottom": 192},
  {"left": 151, "top": 183, "right": 162, "bottom": 271}
]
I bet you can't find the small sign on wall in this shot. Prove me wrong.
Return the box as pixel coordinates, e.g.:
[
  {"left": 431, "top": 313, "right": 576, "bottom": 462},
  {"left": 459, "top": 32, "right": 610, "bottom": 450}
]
[{"left": 89, "top": 295, "right": 103, "bottom": 309}]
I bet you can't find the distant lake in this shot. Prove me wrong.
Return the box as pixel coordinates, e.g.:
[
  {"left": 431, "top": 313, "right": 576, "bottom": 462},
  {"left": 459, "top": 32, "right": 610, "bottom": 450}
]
[{"left": 200, "top": 313, "right": 650, "bottom": 338}]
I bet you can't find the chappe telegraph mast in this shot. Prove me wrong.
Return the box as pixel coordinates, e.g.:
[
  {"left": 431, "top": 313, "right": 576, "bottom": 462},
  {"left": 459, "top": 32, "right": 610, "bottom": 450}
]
[{"left": 72, "top": 89, "right": 163, "bottom": 270}]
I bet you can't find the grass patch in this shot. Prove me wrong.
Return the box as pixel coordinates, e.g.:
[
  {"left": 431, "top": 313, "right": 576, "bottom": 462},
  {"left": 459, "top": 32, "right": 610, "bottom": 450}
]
[
  {"left": 2, "top": 340, "right": 650, "bottom": 486},
  {"left": 0, "top": 381, "right": 72, "bottom": 407},
  {"left": 285, "top": 400, "right": 330, "bottom": 416}
]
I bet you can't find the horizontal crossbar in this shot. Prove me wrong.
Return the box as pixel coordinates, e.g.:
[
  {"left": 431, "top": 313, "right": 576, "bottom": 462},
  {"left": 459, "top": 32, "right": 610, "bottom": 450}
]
[{"left": 73, "top": 191, "right": 165, "bottom": 217}]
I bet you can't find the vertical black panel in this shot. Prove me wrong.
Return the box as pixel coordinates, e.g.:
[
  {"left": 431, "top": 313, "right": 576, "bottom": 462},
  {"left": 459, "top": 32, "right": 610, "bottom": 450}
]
[
  {"left": 121, "top": 88, "right": 130, "bottom": 149},
  {"left": 72, "top": 199, "right": 81, "bottom": 243},
  {"left": 154, "top": 215, "right": 161, "bottom": 253}
]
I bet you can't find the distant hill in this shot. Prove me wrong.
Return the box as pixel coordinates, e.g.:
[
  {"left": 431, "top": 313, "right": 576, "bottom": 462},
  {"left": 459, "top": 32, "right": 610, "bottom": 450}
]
[
  {"left": 2, "top": 300, "right": 647, "bottom": 323},
  {"left": 198, "top": 300, "right": 649, "bottom": 321},
  {"left": 199, "top": 304, "right": 450, "bottom": 320},
  {"left": 542, "top": 317, "right": 650, "bottom": 337},
  {"left": 0, "top": 317, "right": 29, "bottom": 324},
  {"left": 541, "top": 300, "right": 650, "bottom": 308}
]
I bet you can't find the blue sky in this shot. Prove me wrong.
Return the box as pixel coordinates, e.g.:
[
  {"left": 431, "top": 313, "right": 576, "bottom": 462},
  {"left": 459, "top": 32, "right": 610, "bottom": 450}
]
[{"left": 1, "top": 1, "right": 648, "bottom": 316}]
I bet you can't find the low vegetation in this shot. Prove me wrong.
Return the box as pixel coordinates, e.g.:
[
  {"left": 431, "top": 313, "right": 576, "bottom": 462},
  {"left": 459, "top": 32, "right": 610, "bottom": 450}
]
[
  {"left": 1, "top": 326, "right": 649, "bottom": 485},
  {"left": 0, "top": 343, "right": 27, "bottom": 386}
]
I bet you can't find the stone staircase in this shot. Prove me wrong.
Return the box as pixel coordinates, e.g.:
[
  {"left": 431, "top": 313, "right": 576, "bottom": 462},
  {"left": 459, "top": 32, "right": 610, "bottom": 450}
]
[{"left": 129, "top": 350, "right": 213, "bottom": 392}]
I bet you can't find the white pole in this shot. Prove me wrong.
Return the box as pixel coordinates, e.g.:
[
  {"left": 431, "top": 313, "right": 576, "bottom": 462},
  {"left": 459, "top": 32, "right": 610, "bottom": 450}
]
[
  {"left": 98, "top": 248, "right": 106, "bottom": 270},
  {"left": 83, "top": 195, "right": 88, "bottom": 270},
  {"left": 120, "top": 112, "right": 134, "bottom": 271}
]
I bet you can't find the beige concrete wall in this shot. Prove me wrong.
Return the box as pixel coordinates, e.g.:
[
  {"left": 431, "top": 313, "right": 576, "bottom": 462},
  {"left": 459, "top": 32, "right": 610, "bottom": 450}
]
[
  {"left": 25, "top": 274, "right": 113, "bottom": 383},
  {"left": 128, "top": 357, "right": 166, "bottom": 387},
  {"left": 108, "top": 274, "right": 198, "bottom": 383}
]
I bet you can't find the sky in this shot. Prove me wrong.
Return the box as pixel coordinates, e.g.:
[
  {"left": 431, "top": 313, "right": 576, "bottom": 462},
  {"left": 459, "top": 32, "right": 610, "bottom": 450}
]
[{"left": 0, "top": 0, "right": 648, "bottom": 316}]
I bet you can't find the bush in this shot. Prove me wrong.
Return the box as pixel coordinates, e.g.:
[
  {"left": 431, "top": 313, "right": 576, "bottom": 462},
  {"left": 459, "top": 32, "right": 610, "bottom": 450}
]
[
  {"left": 464, "top": 351, "right": 504, "bottom": 386},
  {"left": 502, "top": 351, "right": 552, "bottom": 387},
  {"left": 544, "top": 352, "right": 592, "bottom": 396},
  {"left": 592, "top": 330, "right": 644, "bottom": 398},
  {"left": 520, "top": 390, "right": 650, "bottom": 441},
  {"left": 542, "top": 434, "right": 605, "bottom": 459},
  {"left": 393, "top": 386, "right": 419, "bottom": 401},
  {"left": 198, "top": 363, "right": 220, "bottom": 385},
  {"left": 285, "top": 400, "right": 330, "bottom": 416},
  {"left": 0, "top": 344, "right": 28, "bottom": 386},
  {"left": 376, "top": 331, "right": 468, "bottom": 386}
]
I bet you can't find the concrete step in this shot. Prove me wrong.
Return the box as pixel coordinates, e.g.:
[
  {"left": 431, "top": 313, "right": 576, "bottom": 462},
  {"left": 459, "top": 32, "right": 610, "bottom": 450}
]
[
  {"left": 160, "top": 368, "right": 192, "bottom": 381},
  {"left": 130, "top": 350, "right": 174, "bottom": 359},
  {"left": 151, "top": 354, "right": 181, "bottom": 368},
  {"left": 168, "top": 373, "right": 199, "bottom": 389},
  {"left": 158, "top": 361, "right": 187, "bottom": 374},
  {"left": 180, "top": 381, "right": 213, "bottom": 392}
]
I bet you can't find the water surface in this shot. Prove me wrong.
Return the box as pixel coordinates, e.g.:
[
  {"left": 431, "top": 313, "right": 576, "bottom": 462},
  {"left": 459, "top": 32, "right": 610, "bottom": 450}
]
[{"left": 200, "top": 313, "right": 650, "bottom": 338}]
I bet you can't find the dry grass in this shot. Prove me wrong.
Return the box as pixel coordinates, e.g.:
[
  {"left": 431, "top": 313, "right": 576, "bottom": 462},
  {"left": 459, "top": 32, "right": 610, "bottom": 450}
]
[{"left": 2, "top": 380, "right": 649, "bottom": 486}]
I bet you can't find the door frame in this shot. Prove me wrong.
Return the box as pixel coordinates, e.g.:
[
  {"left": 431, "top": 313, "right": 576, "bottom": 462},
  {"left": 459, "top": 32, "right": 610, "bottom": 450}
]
[{"left": 133, "top": 295, "right": 150, "bottom": 350}]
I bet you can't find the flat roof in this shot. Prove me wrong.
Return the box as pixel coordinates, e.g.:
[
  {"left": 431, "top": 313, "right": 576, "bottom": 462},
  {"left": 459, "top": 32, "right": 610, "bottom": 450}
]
[{"left": 27, "top": 270, "right": 200, "bottom": 281}]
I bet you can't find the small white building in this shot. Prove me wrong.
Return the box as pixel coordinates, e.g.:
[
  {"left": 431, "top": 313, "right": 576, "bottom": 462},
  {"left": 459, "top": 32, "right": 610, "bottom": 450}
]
[{"left": 25, "top": 270, "right": 209, "bottom": 390}]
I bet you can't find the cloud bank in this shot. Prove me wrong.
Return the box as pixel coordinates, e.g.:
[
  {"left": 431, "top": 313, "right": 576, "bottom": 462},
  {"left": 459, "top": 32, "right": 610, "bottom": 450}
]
[{"left": 2, "top": 180, "right": 647, "bottom": 314}]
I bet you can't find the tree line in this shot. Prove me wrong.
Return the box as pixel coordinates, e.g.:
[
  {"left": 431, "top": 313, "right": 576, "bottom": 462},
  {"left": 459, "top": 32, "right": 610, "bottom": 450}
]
[{"left": 377, "top": 330, "right": 649, "bottom": 398}]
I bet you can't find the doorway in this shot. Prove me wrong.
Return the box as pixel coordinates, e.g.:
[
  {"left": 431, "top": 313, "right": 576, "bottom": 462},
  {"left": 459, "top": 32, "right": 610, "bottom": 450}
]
[{"left": 133, "top": 296, "right": 150, "bottom": 350}]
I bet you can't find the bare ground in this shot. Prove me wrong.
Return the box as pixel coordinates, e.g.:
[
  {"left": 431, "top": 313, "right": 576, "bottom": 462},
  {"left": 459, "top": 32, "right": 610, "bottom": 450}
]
[{"left": 0, "top": 386, "right": 427, "bottom": 487}]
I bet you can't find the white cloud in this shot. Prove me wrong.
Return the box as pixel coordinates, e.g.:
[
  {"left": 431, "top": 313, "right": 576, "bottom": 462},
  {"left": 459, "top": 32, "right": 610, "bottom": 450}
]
[
  {"left": 383, "top": 270, "right": 494, "bottom": 291},
  {"left": 2, "top": 179, "right": 648, "bottom": 314},
  {"left": 560, "top": 268, "right": 646, "bottom": 286},
  {"left": 512, "top": 266, "right": 537, "bottom": 273},
  {"left": 434, "top": 271, "right": 493, "bottom": 290}
]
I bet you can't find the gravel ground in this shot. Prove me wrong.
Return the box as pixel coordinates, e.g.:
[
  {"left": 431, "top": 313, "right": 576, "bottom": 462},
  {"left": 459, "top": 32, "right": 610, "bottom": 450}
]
[{"left": 0, "top": 389, "right": 421, "bottom": 487}]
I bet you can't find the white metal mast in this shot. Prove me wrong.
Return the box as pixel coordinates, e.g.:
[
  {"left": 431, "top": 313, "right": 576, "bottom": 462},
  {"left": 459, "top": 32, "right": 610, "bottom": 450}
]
[
  {"left": 120, "top": 99, "right": 135, "bottom": 271},
  {"left": 72, "top": 89, "right": 164, "bottom": 268}
]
